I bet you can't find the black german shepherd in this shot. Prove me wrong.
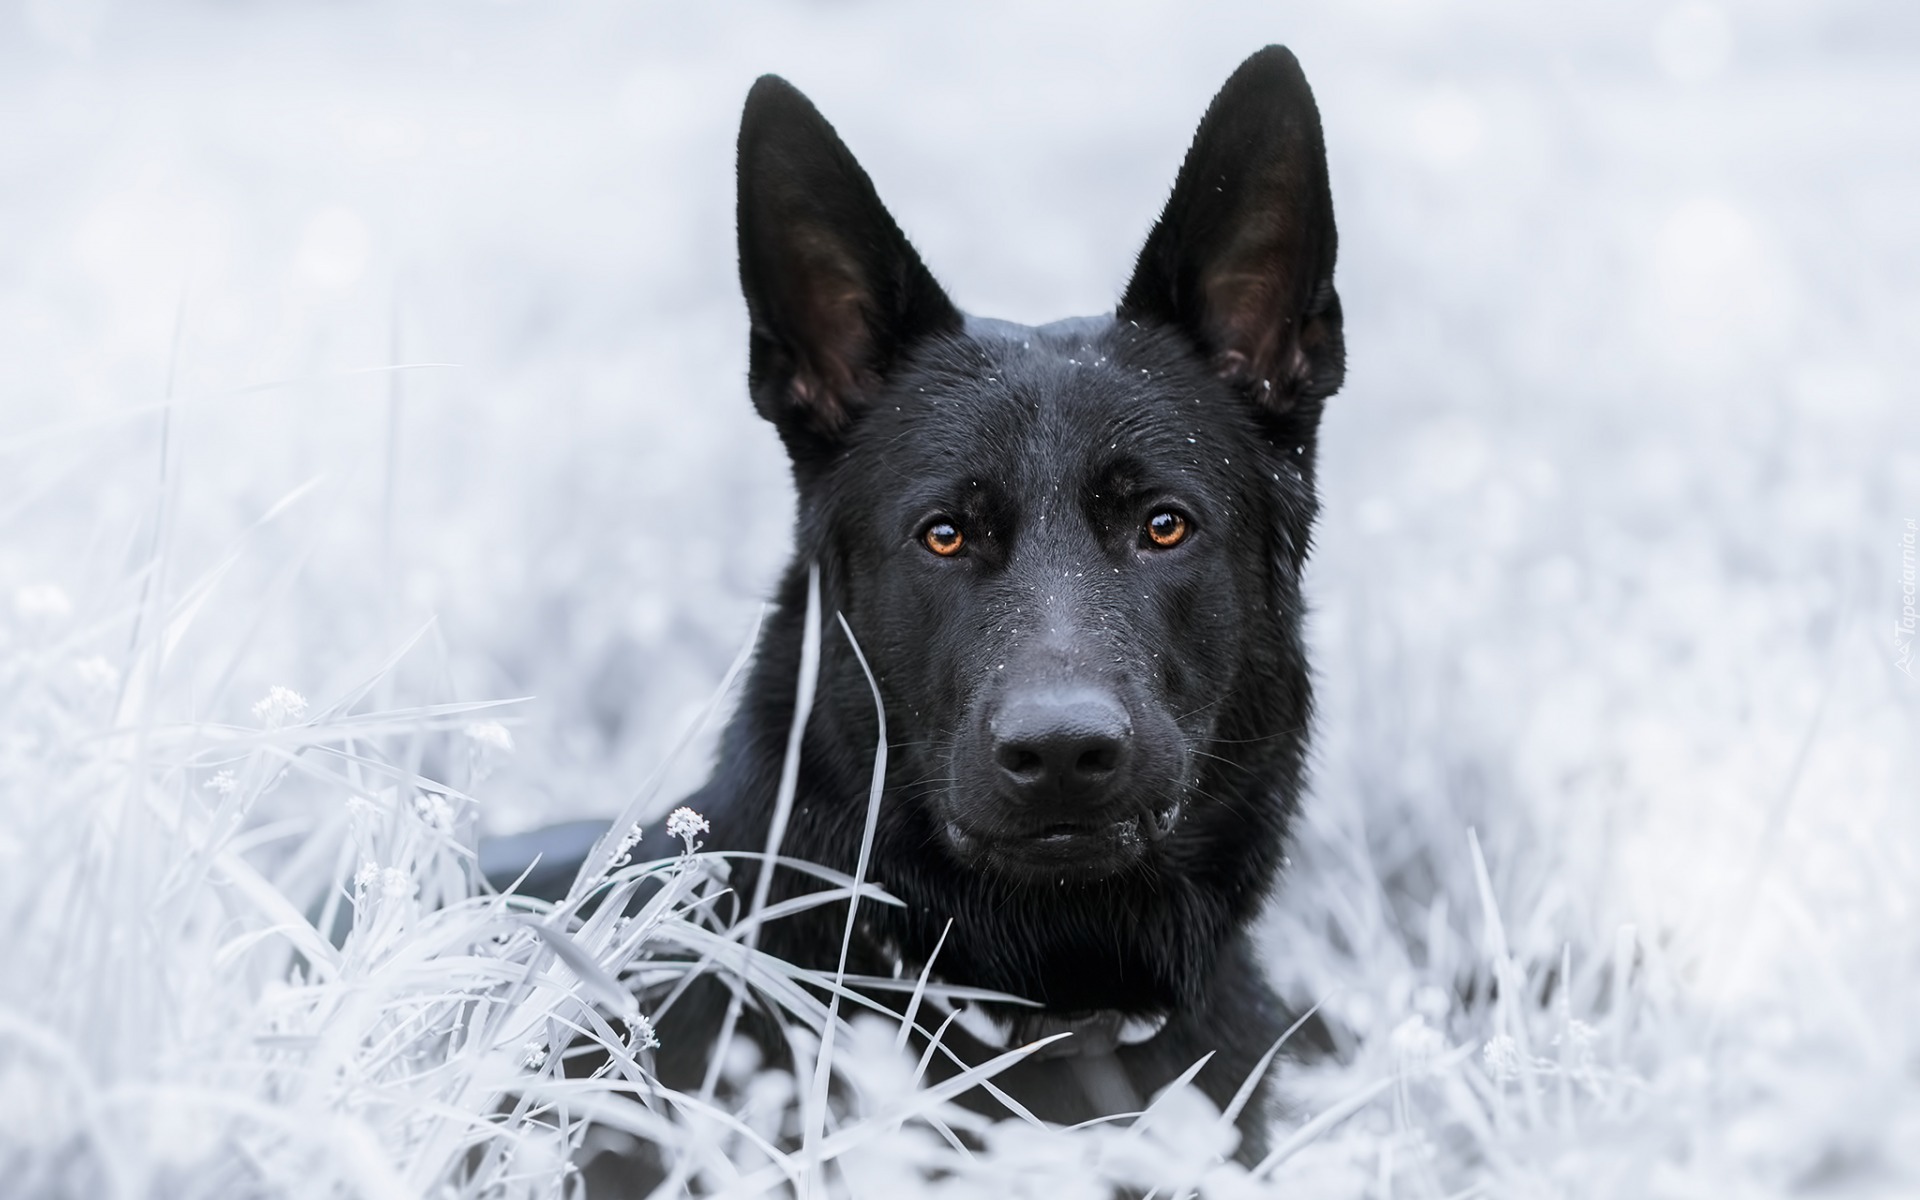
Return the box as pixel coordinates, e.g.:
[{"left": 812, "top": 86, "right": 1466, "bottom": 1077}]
[{"left": 486, "top": 44, "right": 1342, "bottom": 1164}]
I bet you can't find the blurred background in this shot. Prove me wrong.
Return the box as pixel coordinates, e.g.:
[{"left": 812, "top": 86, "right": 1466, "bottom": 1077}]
[{"left": 2, "top": 1, "right": 1915, "bottom": 1191}]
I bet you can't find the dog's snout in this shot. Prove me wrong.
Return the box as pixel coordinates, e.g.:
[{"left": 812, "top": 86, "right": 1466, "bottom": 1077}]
[{"left": 989, "top": 688, "right": 1133, "bottom": 805}]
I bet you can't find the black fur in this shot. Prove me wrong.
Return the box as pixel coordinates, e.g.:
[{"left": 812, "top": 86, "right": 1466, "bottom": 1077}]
[{"left": 492, "top": 45, "right": 1343, "bottom": 1167}]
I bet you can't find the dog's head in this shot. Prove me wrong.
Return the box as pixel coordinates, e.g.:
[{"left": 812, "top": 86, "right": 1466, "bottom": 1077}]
[{"left": 737, "top": 48, "right": 1341, "bottom": 892}]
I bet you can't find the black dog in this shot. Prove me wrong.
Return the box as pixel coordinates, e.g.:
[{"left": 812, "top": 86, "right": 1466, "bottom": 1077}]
[{"left": 486, "top": 44, "right": 1342, "bottom": 1164}]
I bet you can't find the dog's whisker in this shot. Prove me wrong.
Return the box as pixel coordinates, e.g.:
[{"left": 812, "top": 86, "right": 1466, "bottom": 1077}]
[{"left": 1202, "top": 722, "right": 1311, "bottom": 747}]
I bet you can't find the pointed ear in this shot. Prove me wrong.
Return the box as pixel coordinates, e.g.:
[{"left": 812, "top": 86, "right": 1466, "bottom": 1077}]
[
  {"left": 737, "top": 75, "right": 961, "bottom": 444},
  {"left": 1119, "top": 47, "right": 1343, "bottom": 413}
]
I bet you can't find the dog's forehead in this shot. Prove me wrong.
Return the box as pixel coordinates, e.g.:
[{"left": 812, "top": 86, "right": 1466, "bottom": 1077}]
[{"left": 874, "top": 314, "right": 1227, "bottom": 470}]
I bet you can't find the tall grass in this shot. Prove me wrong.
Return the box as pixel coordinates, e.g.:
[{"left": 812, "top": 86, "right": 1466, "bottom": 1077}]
[{"left": 0, "top": 524, "right": 1305, "bottom": 1198}]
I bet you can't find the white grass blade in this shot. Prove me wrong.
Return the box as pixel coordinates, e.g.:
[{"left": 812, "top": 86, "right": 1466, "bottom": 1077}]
[
  {"left": 1218, "top": 993, "right": 1331, "bottom": 1135},
  {"left": 800, "top": 612, "right": 890, "bottom": 1192},
  {"left": 894, "top": 919, "right": 953, "bottom": 1058},
  {"left": 1254, "top": 1045, "right": 1475, "bottom": 1180},
  {"left": 711, "top": 1033, "right": 1074, "bottom": 1198},
  {"left": 700, "top": 563, "right": 822, "bottom": 1102}
]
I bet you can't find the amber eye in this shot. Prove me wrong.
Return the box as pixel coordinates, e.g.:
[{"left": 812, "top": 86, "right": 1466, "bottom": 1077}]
[
  {"left": 923, "top": 521, "right": 965, "bottom": 556},
  {"left": 1145, "top": 510, "right": 1189, "bottom": 548}
]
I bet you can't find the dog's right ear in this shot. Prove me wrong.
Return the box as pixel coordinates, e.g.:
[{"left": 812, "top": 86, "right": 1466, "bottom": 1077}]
[{"left": 737, "top": 76, "right": 961, "bottom": 450}]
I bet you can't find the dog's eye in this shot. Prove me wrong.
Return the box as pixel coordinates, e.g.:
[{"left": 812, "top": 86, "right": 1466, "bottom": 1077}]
[
  {"left": 1144, "top": 510, "right": 1189, "bottom": 549},
  {"left": 923, "top": 521, "right": 965, "bottom": 556}
]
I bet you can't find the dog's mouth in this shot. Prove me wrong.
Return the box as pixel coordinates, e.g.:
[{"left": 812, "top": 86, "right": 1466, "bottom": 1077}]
[{"left": 942, "top": 799, "right": 1183, "bottom": 881}]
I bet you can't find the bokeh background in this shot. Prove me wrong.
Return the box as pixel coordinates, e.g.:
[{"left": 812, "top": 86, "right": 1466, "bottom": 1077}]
[{"left": 2, "top": 1, "right": 1915, "bottom": 1194}]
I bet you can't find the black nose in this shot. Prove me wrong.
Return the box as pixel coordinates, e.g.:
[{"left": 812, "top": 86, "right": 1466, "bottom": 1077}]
[{"left": 989, "top": 688, "right": 1133, "bottom": 806}]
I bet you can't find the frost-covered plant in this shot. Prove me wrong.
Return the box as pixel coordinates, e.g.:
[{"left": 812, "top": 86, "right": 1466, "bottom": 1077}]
[{"left": 0, "top": 544, "right": 1287, "bottom": 1200}]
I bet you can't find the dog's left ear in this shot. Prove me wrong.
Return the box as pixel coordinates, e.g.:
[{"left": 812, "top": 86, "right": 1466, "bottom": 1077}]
[
  {"left": 737, "top": 75, "right": 962, "bottom": 448},
  {"left": 1120, "top": 47, "right": 1343, "bottom": 413}
]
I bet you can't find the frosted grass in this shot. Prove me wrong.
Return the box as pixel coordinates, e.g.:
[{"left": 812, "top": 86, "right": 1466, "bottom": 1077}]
[{"left": 0, "top": 538, "right": 1290, "bottom": 1196}]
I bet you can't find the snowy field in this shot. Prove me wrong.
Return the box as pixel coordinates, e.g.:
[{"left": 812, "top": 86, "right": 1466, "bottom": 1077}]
[{"left": 1, "top": 1, "right": 1916, "bottom": 1196}]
